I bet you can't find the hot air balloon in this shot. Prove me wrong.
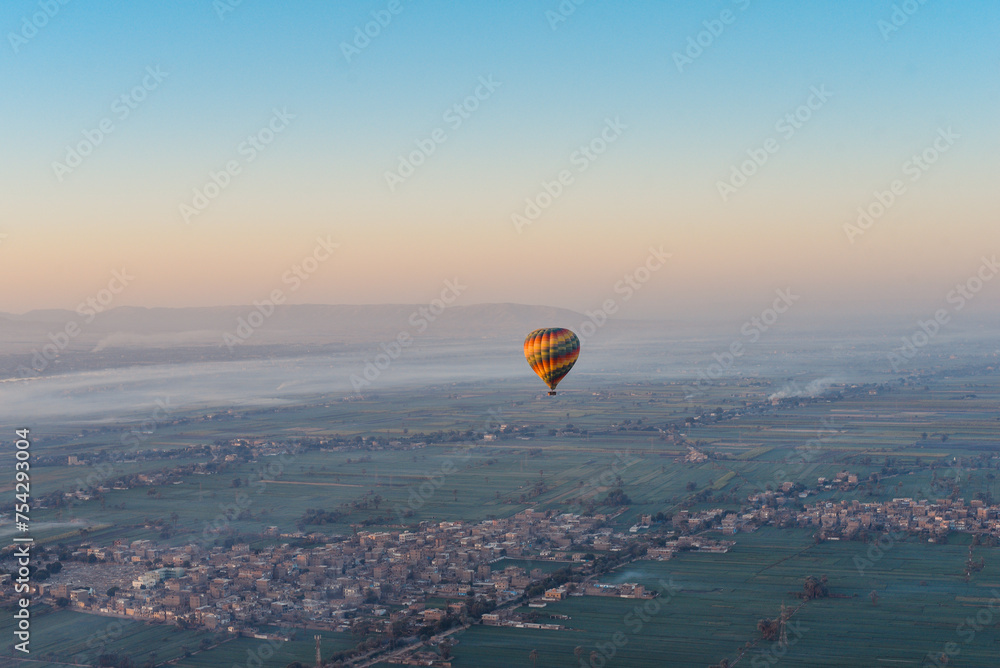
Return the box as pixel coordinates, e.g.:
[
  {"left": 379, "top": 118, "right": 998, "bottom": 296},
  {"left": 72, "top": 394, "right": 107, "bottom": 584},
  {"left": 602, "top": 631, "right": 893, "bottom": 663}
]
[{"left": 524, "top": 327, "right": 580, "bottom": 395}]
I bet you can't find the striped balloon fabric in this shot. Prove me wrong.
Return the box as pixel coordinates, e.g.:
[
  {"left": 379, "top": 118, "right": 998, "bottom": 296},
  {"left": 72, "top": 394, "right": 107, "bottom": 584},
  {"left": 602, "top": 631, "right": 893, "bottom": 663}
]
[{"left": 523, "top": 327, "right": 581, "bottom": 395}]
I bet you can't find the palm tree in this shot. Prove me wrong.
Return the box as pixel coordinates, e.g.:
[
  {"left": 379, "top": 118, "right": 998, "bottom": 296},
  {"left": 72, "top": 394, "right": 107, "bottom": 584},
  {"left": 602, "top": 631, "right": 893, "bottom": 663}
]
[{"left": 529, "top": 648, "right": 538, "bottom": 667}]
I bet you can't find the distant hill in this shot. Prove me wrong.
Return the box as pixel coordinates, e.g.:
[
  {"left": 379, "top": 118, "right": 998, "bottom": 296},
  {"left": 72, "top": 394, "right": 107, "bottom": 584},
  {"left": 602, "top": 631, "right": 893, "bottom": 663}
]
[{"left": 0, "top": 303, "right": 628, "bottom": 353}]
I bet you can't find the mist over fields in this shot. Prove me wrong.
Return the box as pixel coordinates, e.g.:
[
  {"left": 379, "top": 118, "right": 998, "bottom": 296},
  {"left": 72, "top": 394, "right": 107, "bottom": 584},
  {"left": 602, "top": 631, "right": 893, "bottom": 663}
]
[{"left": 1, "top": 303, "right": 996, "bottom": 425}]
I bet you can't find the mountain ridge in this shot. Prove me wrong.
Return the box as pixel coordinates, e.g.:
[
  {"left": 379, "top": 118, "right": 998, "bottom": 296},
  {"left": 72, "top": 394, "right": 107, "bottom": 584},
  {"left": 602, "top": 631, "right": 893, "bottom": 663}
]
[{"left": 0, "top": 302, "right": 652, "bottom": 353}]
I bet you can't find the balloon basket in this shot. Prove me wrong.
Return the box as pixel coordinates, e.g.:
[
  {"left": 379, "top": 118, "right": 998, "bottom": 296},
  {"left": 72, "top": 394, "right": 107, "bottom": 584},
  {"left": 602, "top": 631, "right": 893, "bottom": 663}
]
[{"left": 548, "top": 391, "right": 557, "bottom": 396}]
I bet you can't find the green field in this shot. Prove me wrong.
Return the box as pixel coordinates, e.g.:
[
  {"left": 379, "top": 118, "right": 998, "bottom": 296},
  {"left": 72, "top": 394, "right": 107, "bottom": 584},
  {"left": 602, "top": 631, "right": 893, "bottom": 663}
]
[
  {"left": 451, "top": 528, "right": 1000, "bottom": 667},
  {"left": 19, "top": 374, "right": 1000, "bottom": 548},
  {"left": 172, "top": 628, "right": 355, "bottom": 668},
  {"left": 0, "top": 606, "right": 355, "bottom": 667},
  {"left": 0, "top": 606, "right": 216, "bottom": 667}
]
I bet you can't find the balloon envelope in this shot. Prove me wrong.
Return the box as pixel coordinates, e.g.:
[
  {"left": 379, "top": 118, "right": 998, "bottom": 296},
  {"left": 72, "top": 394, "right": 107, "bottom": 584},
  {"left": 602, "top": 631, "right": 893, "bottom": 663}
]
[{"left": 523, "top": 328, "right": 580, "bottom": 393}]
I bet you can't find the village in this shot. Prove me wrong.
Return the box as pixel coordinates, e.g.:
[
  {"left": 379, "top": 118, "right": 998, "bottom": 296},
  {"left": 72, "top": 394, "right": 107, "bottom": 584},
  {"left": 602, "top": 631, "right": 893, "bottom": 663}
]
[
  {"left": 8, "top": 508, "right": 705, "bottom": 643},
  {"left": 12, "top": 468, "right": 1000, "bottom": 647}
]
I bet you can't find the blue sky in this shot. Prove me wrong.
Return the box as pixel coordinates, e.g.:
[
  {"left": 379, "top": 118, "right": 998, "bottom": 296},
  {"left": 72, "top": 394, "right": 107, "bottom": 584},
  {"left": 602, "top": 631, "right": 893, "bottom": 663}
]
[{"left": 2, "top": 0, "right": 998, "bottom": 318}]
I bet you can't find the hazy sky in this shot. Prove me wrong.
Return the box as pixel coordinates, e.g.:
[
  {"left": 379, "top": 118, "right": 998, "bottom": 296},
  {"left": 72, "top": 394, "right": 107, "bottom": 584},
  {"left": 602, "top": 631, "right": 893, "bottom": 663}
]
[{"left": 2, "top": 1, "right": 998, "bottom": 319}]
